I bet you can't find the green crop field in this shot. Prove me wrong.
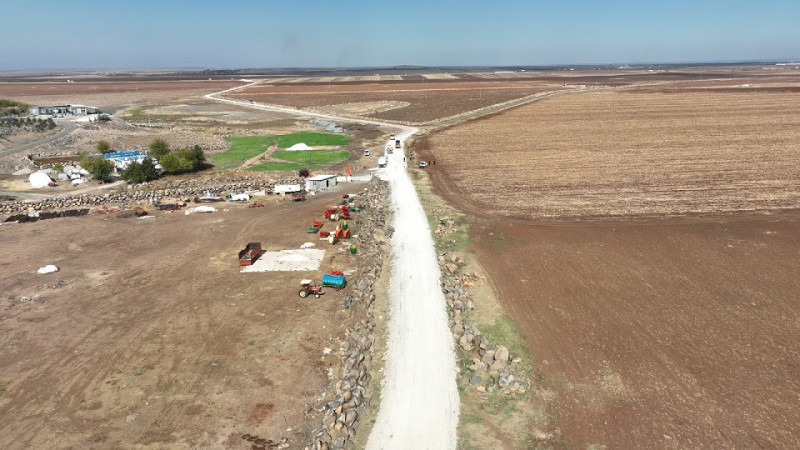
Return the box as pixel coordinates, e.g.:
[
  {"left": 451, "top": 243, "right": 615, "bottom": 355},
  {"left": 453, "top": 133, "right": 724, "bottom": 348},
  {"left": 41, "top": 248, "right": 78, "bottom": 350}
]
[
  {"left": 273, "top": 150, "right": 351, "bottom": 164},
  {"left": 247, "top": 162, "right": 309, "bottom": 172},
  {"left": 274, "top": 132, "right": 349, "bottom": 148},
  {"left": 211, "top": 133, "right": 350, "bottom": 170}
]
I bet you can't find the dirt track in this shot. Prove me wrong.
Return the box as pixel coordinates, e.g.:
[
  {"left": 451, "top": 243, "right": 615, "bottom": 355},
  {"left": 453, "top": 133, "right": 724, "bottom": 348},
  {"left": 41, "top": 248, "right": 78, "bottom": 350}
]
[{"left": 0, "top": 190, "right": 365, "bottom": 448}]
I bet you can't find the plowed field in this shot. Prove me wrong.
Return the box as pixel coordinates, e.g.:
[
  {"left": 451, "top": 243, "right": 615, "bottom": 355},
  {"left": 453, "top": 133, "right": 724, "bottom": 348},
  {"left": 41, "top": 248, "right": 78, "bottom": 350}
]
[
  {"left": 227, "top": 81, "right": 563, "bottom": 124},
  {"left": 419, "top": 86, "right": 800, "bottom": 219},
  {"left": 421, "top": 78, "right": 800, "bottom": 448}
]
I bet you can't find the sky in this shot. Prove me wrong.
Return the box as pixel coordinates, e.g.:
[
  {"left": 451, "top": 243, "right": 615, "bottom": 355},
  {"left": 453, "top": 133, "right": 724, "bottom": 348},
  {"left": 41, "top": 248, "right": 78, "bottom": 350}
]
[{"left": 2, "top": 0, "right": 799, "bottom": 70}]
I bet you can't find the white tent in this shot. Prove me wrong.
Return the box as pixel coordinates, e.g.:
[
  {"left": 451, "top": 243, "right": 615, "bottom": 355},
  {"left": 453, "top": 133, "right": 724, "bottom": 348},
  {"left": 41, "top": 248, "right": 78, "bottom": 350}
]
[{"left": 28, "top": 171, "right": 53, "bottom": 188}]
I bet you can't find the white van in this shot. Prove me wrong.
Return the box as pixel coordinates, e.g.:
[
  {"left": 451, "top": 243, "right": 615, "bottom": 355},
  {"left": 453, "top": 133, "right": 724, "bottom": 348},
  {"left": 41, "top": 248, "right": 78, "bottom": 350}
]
[{"left": 363, "top": 149, "right": 370, "bottom": 156}]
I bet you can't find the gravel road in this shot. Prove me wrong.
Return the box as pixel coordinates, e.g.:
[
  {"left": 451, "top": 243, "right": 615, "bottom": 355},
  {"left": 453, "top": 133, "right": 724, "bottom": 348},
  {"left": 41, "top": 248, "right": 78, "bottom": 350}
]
[{"left": 206, "top": 86, "right": 460, "bottom": 448}]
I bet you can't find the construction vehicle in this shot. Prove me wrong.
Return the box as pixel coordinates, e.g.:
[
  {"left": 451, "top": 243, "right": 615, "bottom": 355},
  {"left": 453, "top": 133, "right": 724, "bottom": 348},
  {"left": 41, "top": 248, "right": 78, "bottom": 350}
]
[
  {"left": 298, "top": 279, "right": 325, "bottom": 298},
  {"left": 395, "top": 139, "right": 401, "bottom": 149},
  {"left": 378, "top": 156, "right": 387, "bottom": 168},
  {"left": 238, "top": 242, "right": 262, "bottom": 266}
]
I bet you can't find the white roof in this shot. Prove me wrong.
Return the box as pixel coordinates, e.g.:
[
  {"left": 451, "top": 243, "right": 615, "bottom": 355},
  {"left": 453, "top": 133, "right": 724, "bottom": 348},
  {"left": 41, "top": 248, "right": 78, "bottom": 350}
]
[{"left": 307, "top": 174, "right": 336, "bottom": 181}]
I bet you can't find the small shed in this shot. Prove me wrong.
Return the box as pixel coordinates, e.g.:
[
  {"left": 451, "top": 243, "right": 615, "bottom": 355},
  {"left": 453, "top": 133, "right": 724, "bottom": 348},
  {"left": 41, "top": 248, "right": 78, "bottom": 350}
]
[{"left": 305, "top": 174, "right": 337, "bottom": 192}]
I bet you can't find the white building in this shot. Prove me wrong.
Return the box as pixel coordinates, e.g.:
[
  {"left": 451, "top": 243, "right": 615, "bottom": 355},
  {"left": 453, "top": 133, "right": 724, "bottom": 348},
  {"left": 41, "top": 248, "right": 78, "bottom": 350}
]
[{"left": 305, "top": 174, "right": 338, "bottom": 192}]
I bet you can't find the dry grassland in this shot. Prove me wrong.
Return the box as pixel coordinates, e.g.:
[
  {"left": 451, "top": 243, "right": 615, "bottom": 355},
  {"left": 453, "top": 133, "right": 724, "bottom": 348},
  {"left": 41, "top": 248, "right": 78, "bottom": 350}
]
[{"left": 421, "top": 86, "right": 800, "bottom": 219}]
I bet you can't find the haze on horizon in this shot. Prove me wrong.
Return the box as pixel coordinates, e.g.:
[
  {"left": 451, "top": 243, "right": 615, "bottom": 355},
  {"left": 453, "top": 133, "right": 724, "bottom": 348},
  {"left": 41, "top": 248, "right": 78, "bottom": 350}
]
[{"left": 2, "top": 0, "right": 799, "bottom": 71}]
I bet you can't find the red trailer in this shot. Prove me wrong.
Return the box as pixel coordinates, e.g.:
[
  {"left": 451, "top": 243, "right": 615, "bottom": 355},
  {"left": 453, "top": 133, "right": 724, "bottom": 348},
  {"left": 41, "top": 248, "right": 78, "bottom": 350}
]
[{"left": 238, "top": 242, "right": 262, "bottom": 266}]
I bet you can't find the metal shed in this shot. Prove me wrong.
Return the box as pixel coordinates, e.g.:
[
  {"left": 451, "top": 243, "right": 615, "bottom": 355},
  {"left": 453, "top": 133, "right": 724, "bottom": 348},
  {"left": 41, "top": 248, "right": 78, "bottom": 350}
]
[{"left": 305, "top": 174, "right": 338, "bottom": 192}]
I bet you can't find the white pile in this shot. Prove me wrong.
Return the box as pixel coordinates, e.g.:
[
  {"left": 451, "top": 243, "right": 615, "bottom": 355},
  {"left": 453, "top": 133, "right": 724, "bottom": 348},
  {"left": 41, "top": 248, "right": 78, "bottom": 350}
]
[
  {"left": 37, "top": 264, "right": 59, "bottom": 274},
  {"left": 287, "top": 142, "right": 312, "bottom": 151},
  {"left": 241, "top": 249, "right": 325, "bottom": 272}
]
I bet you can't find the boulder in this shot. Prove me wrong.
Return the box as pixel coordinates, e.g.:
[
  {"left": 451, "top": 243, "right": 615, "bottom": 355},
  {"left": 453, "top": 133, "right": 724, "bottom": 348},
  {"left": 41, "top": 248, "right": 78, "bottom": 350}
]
[{"left": 494, "top": 345, "right": 510, "bottom": 362}]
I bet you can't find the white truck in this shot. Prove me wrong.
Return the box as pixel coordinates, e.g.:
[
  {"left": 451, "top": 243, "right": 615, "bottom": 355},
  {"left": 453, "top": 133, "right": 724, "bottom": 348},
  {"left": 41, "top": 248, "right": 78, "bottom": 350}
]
[{"left": 378, "top": 156, "right": 387, "bottom": 168}]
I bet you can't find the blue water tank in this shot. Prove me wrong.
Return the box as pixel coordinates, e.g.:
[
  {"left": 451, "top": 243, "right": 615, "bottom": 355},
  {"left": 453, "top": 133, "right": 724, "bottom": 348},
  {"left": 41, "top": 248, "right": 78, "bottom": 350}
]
[{"left": 321, "top": 274, "right": 347, "bottom": 289}]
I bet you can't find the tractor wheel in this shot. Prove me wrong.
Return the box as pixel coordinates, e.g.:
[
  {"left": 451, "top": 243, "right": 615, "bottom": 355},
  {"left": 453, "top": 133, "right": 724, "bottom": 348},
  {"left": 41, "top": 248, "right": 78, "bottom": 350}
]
[{"left": 298, "top": 289, "right": 308, "bottom": 298}]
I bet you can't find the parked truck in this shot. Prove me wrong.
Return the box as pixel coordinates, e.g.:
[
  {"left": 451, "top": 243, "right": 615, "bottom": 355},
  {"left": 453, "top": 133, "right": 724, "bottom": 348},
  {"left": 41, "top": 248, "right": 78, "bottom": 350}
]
[
  {"left": 378, "top": 156, "right": 387, "bottom": 168},
  {"left": 238, "top": 242, "right": 262, "bottom": 266}
]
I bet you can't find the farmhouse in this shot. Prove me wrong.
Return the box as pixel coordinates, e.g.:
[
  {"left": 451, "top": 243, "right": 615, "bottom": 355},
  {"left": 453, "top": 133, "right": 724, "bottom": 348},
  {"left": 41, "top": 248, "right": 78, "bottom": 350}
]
[
  {"left": 29, "top": 104, "right": 100, "bottom": 116},
  {"left": 305, "top": 174, "right": 337, "bottom": 193}
]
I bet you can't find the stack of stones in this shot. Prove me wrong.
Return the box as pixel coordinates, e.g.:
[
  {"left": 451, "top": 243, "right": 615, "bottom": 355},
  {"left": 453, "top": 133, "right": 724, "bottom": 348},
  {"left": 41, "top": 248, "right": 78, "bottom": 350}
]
[
  {"left": 439, "top": 253, "right": 530, "bottom": 396},
  {"left": 0, "top": 176, "right": 306, "bottom": 215},
  {"left": 307, "top": 178, "right": 388, "bottom": 450}
]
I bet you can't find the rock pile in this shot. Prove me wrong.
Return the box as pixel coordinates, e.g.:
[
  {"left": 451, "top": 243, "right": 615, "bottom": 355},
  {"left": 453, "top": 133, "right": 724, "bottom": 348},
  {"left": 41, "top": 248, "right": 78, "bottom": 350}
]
[
  {"left": 0, "top": 175, "right": 306, "bottom": 215},
  {"left": 307, "top": 178, "right": 388, "bottom": 450},
  {"left": 438, "top": 239, "right": 530, "bottom": 396}
]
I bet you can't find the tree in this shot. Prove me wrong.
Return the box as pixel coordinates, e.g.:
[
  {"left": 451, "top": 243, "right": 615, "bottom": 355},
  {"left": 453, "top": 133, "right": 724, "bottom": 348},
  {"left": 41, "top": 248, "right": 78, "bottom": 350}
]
[
  {"left": 52, "top": 163, "right": 64, "bottom": 173},
  {"left": 140, "top": 157, "right": 159, "bottom": 180},
  {"left": 96, "top": 140, "right": 111, "bottom": 154},
  {"left": 175, "top": 145, "right": 206, "bottom": 171},
  {"left": 158, "top": 153, "right": 181, "bottom": 174},
  {"left": 80, "top": 155, "right": 115, "bottom": 182},
  {"left": 148, "top": 138, "right": 170, "bottom": 158},
  {"left": 122, "top": 157, "right": 160, "bottom": 184}
]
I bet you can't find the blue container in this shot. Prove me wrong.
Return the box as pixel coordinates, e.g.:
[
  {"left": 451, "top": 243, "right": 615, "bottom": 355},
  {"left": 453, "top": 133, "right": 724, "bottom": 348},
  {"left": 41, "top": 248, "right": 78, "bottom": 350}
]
[{"left": 321, "top": 274, "right": 347, "bottom": 289}]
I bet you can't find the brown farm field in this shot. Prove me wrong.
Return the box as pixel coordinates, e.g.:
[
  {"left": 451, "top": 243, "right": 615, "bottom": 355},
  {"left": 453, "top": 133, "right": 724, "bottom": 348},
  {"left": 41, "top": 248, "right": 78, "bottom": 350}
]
[
  {"left": 418, "top": 85, "right": 800, "bottom": 219},
  {"left": 418, "top": 76, "right": 800, "bottom": 447},
  {"left": 0, "top": 79, "right": 244, "bottom": 113},
  {"left": 227, "top": 80, "right": 567, "bottom": 124},
  {"left": 0, "top": 188, "right": 374, "bottom": 448}
]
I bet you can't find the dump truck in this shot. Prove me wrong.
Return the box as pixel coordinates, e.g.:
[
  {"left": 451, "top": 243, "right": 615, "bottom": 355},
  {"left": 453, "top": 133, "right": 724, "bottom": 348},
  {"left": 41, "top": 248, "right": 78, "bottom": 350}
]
[
  {"left": 378, "top": 156, "right": 387, "bottom": 168},
  {"left": 238, "top": 242, "right": 262, "bottom": 266},
  {"left": 395, "top": 139, "right": 401, "bottom": 149}
]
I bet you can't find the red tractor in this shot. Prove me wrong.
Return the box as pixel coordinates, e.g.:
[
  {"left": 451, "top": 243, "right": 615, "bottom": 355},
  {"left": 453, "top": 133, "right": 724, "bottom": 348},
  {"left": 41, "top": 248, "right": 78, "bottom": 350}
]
[{"left": 298, "top": 279, "right": 325, "bottom": 298}]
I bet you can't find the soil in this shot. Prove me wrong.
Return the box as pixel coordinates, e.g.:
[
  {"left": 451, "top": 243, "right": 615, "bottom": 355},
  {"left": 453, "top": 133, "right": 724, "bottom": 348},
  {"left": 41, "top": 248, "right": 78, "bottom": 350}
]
[
  {"left": 0, "top": 187, "right": 369, "bottom": 448},
  {"left": 468, "top": 213, "right": 800, "bottom": 448},
  {"left": 418, "top": 83, "right": 800, "bottom": 219},
  {"left": 227, "top": 81, "right": 564, "bottom": 124},
  {"left": 417, "top": 74, "right": 800, "bottom": 448}
]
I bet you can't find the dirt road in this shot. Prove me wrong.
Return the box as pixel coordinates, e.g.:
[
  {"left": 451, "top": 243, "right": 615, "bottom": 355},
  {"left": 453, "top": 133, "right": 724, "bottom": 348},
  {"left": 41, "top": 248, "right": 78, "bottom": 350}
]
[
  {"left": 205, "top": 87, "right": 460, "bottom": 447},
  {"left": 366, "top": 134, "right": 459, "bottom": 449},
  {"left": 0, "top": 120, "right": 76, "bottom": 158}
]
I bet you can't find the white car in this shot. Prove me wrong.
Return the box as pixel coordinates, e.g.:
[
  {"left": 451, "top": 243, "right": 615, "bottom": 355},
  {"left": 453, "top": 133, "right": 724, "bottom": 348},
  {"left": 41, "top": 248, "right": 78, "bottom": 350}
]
[
  {"left": 419, "top": 161, "right": 428, "bottom": 168},
  {"left": 364, "top": 149, "right": 370, "bottom": 156}
]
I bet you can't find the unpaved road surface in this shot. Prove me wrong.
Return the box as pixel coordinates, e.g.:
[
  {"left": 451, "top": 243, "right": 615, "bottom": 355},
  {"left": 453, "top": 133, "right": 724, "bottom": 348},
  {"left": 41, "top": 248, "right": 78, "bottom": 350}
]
[
  {"left": 205, "top": 90, "right": 460, "bottom": 448},
  {"left": 366, "top": 133, "right": 460, "bottom": 449}
]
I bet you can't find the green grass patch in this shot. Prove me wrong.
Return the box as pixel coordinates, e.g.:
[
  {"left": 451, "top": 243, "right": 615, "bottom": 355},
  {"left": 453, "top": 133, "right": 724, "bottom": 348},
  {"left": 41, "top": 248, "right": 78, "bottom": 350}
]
[
  {"left": 274, "top": 132, "right": 348, "bottom": 148},
  {"left": 273, "top": 150, "right": 350, "bottom": 164},
  {"left": 212, "top": 135, "right": 276, "bottom": 168},
  {"left": 248, "top": 162, "right": 313, "bottom": 172},
  {"left": 482, "top": 314, "right": 531, "bottom": 360},
  {"left": 212, "top": 133, "right": 350, "bottom": 170}
]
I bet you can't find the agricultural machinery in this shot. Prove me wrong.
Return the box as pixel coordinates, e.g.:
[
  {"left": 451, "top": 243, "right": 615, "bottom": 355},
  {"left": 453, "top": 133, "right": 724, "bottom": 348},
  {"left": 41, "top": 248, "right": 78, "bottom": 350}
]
[{"left": 298, "top": 280, "right": 325, "bottom": 298}]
